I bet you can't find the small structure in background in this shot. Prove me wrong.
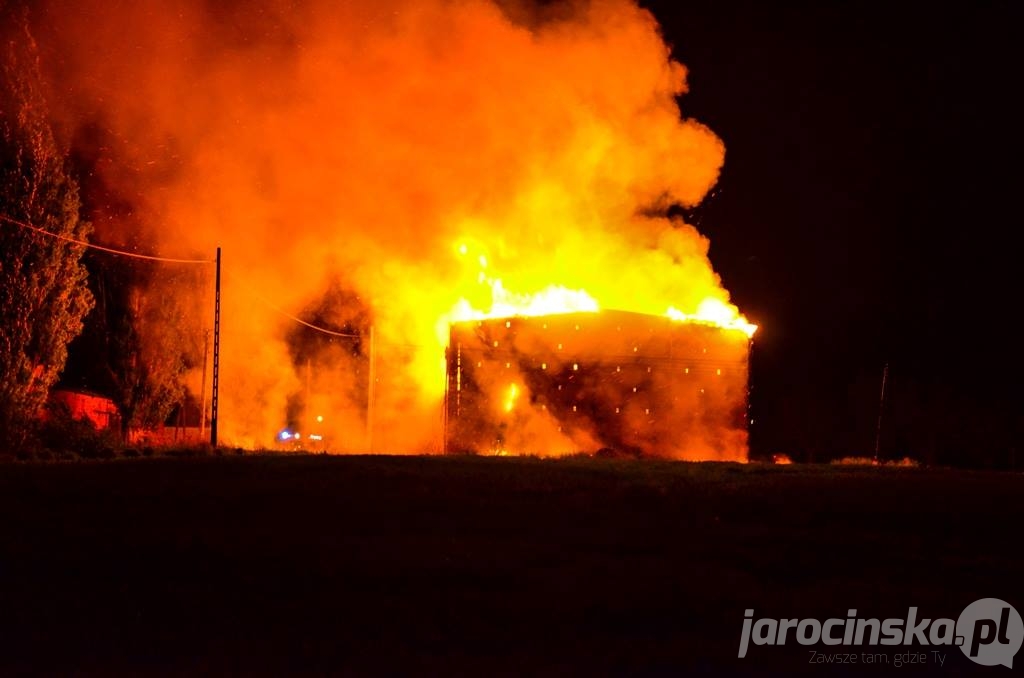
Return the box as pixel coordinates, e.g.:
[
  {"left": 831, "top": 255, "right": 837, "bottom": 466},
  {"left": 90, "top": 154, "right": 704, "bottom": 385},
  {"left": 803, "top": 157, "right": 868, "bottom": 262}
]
[
  {"left": 129, "top": 398, "right": 205, "bottom": 446},
  {"left": 47, "top": 388, "right": 120, "bottom": 431}
]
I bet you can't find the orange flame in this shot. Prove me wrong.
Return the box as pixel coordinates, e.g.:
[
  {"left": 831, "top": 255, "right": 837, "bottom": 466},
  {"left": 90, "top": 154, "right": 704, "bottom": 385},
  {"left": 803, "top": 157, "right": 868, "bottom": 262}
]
[
  {"left": 503, "top": 383, "right": 520, "bottom": 413},
  {"left": 667, "top": 299, "right": 758, "bottom": 338}
]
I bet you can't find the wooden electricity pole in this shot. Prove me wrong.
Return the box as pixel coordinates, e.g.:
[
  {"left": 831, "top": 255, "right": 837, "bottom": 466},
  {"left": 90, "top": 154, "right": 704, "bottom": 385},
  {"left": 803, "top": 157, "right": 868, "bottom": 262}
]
[
  {"left": 210, "top": 247, "right": 221, "bottom": 447},
  {"left": 874, "top": 362, "right": 889, "bottom": 464}
]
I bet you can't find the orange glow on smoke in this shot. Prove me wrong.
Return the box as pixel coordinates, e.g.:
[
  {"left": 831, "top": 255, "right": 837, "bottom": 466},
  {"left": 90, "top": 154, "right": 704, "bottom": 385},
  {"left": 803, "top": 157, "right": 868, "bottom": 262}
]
[{"left": 39, "top": 0, "right": 756, "bottom": 456}]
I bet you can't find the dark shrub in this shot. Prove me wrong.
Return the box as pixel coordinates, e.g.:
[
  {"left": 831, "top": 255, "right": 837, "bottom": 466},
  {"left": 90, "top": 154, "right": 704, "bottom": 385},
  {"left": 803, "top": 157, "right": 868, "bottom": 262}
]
[{"left": 36, "top": 401, "right": 121, "bottom": 459}]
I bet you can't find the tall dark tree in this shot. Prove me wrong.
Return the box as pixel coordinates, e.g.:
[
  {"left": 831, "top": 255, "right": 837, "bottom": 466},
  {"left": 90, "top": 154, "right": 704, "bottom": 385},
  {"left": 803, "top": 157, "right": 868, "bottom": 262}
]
[
  {"left": 0, "top": 7, "right": 93, "bottom": 450},
  {"left": 106, "top": 265, "right": 203, "bottom": 438},
  {"left": 61, "top": 252, "right": 207, "bottom": 440}
]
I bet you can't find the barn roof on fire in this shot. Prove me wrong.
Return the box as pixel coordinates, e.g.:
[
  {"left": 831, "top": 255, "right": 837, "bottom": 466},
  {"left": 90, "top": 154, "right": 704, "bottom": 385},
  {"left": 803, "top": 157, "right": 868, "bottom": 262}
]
[{"left": 449, "top": 309, "right": 753, "bottom": 363}]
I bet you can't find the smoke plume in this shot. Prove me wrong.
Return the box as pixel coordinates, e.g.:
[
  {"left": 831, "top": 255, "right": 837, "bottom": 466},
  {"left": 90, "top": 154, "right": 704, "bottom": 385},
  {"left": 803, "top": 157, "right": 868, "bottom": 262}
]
[{"left": 34, "top": 0, "right": 743, "bottom": 452}]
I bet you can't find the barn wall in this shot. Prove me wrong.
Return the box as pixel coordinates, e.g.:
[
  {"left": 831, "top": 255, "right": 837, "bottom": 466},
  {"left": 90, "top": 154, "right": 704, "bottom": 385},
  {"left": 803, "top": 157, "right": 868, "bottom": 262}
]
[{"left": 445, "top": 311, "right": 751, "bottom": 460}]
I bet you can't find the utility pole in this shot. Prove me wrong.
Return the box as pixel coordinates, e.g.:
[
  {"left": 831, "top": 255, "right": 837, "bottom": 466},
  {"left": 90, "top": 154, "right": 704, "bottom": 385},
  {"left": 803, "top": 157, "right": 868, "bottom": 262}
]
[
  {"left": 210, "top": 247, "right": 221, "bottom": 447},
  {"left": 874, "top": 362, "right": 889, "bottom": 464}
]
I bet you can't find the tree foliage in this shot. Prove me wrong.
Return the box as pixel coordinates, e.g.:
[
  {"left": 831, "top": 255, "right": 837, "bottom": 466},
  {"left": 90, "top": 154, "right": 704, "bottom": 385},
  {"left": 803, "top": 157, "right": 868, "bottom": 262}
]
[
  {"left": 0, "top": 9, "right": 94, "bottom": 449},
  {"left": 61, "top": 235, "right": 209, "bottom": 437},
  {"left": 95, "top": 262, "right": 204, "bottom": 436}
]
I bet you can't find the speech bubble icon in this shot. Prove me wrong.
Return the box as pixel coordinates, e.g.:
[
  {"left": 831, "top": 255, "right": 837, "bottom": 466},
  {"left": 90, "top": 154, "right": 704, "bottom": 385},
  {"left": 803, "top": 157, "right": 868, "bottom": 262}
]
[{"left": 957, "top": 598, "right": 1023, "bottom": 668}]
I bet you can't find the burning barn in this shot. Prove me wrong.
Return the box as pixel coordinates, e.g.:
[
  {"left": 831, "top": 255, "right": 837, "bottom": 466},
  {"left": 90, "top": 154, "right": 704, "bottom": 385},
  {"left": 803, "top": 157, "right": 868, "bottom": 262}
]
[{"left": 444, "top": 310, "right": 752, "bottom": 460}]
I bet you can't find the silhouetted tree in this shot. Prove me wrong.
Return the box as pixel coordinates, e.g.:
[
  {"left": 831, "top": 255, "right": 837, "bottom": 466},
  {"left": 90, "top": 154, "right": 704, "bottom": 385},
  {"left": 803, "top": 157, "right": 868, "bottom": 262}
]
[
  {"left": 0, "top": 7, "right": 93, "bottom": 451},
  {"left": 110, "top": 267, "right": 203, "bottom": 438}
]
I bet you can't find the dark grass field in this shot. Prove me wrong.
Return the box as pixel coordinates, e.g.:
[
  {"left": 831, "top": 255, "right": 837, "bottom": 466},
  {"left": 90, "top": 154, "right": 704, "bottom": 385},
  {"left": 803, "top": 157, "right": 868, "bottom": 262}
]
[{"left": 1, "top": 455, "right": 1021, "bottom": 675}]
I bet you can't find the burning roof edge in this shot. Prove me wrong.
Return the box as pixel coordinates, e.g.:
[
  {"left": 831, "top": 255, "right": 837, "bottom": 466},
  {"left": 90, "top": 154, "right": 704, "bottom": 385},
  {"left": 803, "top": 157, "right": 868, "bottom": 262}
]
[{"left": 449, "top": 308, "right": 755, "bottom": 339}]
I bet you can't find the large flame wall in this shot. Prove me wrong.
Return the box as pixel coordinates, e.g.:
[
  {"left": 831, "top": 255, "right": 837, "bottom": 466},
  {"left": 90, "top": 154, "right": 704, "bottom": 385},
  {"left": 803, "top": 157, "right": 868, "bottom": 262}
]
[{"left": 37, "top": 0, "right": 753, "bottom": 451}]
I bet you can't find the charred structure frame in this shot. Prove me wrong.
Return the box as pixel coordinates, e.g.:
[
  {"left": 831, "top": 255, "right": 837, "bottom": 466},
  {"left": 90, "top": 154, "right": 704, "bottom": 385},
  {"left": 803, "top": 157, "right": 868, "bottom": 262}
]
[{"left": 444, "top": 310, "right": 752, "bottom": 459}]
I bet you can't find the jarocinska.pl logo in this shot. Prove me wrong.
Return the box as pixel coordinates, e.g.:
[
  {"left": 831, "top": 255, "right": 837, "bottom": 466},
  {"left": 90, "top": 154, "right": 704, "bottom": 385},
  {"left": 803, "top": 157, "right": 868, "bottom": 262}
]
[{"left": 738, "top": 598, "right": 1023, "bottom": 668}]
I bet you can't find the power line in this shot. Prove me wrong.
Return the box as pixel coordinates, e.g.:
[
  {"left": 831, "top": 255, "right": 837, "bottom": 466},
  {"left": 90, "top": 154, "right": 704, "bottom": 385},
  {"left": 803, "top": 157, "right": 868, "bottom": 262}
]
[
  {"left": 270, "top": 307, "right": 363, "bottom": 339},
  {"left": 0, "top": 213, "right": 215, "bottom": 264},
  {"left": 238, "top": 284, "right": 427, "bottom": 346},
  {"left": 3, "top": 210, "right": 416, "bottom": 343},
  {"left": 249, "top": 292, "right": 428, "bottom": 348},
  {"left": 239, "top": 285, "right": 362, "bottom": 338}
]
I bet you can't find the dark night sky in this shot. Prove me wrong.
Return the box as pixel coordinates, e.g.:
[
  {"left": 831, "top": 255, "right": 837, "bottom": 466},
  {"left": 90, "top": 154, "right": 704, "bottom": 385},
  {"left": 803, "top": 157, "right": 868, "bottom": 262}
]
[{"left": 643, "top": 0, "right": 1022, "bottom": 463}]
